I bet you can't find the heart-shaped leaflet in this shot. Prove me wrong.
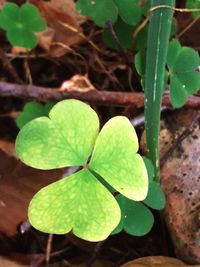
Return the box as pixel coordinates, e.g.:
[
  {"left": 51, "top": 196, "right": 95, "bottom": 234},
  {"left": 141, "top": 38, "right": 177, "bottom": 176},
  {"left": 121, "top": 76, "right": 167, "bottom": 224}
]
[
  {"left": 16, "top": 99, "right": 148, "bottom": 241},
  {"left": 16, "top": 99, "right": 99, "bottom": 169},
  {"left": 28, "top": 169, "right": 120, "bottom": 241},
  {"left": 89, "top": 116, "right": 148, "bottom": 201}
]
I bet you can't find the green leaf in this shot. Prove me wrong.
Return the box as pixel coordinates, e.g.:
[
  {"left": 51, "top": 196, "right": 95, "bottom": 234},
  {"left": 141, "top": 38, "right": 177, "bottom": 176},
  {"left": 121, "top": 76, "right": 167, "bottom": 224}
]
[
  {"left": 113, "top": 0, "right": 142, "bottom": 26},
  {"left": 135, "top": 18, "right": 176, "bottom": 52},
  {"left": 16, "top": 102, "right": 55, "bottom": 129},
  {"left": 7, "top": 28, "right": 37, "bottom": 49},
  {"left": 141, "top": 0, "right": 151, "bottom": 17},
  {"left": 76, "top": 0, "right": 118, "bottom": 27},
  {"left": 90, "top": 170, "right": 116, "bottom": 194},
  {"left": 171, "top": 18, "right": 177, "bottom": 36},
  {"left": 16, "top": 99, "right": 99, "bottom": 169},
  {"left": 166, "top": 38, "right": 181, "bottom": 69},
  {"left": 167, "top": 39, "right": 200, "bottom": 108},
  {"left": 143, "top": 157, "right": 155, "bottom": 181},
  {"left": 135, "top": 25, "right": 148, "bottom": 51},
  {"left": 28, "top": 169, "right": 121, "bottom": 241},
  {"left": 186, "top": 0, "right": 200, "bottom": 18},
  {"left": 102, "top": 18, "right": 134, "bottom": 50},
  {"left": 44, "top": 102, "right": 55, "bottom": 115},
  {"left": 0, "top": 3, "right": 46, "bottom": 48},
  {"left": 0, "top": 3, "right": 19, "bottom": 30},
  {"left": 171, "top": 47, "right": 199, "bottom": 72},
  {"left": 19, "top": 3, "right": 46, "bottom": 32},
  {"left": 143, "top": 181, "right": 165, "bottom": 210},
  {"left": 134, "top": 49, "right": 168, "bottom": 91},
  {"left": 144, "top": 0, "right": 175, "bottom": 181},
  {"left": 134, "top": 50, "right": 146, "bottom": 83},
  {"left": 170, "top": 75, "right": 188, "bottom": 108},
  {"left": 111, "top": 216, "right": 124, "bottom": 235},
  {"left": 90, "top": 116, "right": 148, "bottom": 201},
  {"left": 176, "top": 72, "right": 200, "bottom": 95},
  {"left": 114, "top": 194, "right": 154, "bottom": 236}
]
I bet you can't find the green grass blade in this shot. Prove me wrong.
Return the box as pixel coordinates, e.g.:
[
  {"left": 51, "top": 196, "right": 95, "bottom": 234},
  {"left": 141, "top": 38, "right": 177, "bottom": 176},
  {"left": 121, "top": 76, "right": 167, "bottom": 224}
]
[{"left": 144, "top": 0, "right": 175, "bottom": 181}]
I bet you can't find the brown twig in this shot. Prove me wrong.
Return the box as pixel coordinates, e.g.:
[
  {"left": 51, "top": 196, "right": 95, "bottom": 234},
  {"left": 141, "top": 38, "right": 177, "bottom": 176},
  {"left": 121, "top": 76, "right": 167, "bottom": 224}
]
[
  {"left": 177, "top": 16, "right": 200, "bottom": 39},
  {"left": 0, "top": 48, "right": 23, "bottom": 84},
  {"left": 0, "top": 81, "right": 200, "bottom": 109},
  {"left": 160, "top": 111, "right": 200, "bottom": 167}
]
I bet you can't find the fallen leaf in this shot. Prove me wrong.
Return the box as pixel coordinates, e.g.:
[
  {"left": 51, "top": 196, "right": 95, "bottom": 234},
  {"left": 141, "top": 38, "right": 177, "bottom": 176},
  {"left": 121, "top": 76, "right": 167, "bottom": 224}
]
[
  {"left": 0, "top": 149, "right": 63, "bottom": 235},
  {"left": 30, "top": 0, "right": 84, "bottom": 57},
  {"left": 0, "top": 140, "right": 16, "bottom": 158},
  {"left": 0, "top": 256, "right": 28, "bottom": 267},
  {"left": 161, "top": 111, "right": 200, "bottom": 264},
  {"left": 59, "top": 74, "right": 96, "bottom": 92},
  {"left": 120, "top": 256, "right": 186, "bottom": 267},
  {"left": 0, "top": 0, "right": 6, "bottom": 8},
  {"left": 11, "top": 46, "right": 31, "bottom": 55}
]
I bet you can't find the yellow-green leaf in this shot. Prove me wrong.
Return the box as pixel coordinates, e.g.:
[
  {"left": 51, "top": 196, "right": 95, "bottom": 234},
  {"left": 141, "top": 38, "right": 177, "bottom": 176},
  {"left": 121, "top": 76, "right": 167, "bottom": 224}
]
[
  {"left": 28, "top": 169, "right": 121, "bottom": 241},
  {"left": 90, "top": 116, "right": 148, "bottom": 201},
  {"left": 16, "top": 99, "right": 99, "bottom": 169}
]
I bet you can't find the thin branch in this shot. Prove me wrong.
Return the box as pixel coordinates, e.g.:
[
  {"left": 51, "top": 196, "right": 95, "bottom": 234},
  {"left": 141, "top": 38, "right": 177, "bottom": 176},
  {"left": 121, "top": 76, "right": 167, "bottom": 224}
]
[
  {"left": 0, "top": 48, "right": 23, "bottom": 84},
  {"left": 0, "top": 81, "right": 200, "bottom": 109},
  {"left": 177, "top": 16, "right": 200, "bottom": 39}
]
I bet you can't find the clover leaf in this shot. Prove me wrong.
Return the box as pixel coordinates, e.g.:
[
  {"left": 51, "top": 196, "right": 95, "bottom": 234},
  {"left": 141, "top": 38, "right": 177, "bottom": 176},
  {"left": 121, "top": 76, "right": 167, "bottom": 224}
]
[
  {"left": 29, "top": 169, "right": 120, "bottom": 241},
  {"left": 89, "top": 116, "right": 148, "bottom": 201},
  {"left": 16, "top": 99, "right": 148, "bottom": 241},
  {"left": 76, "top": 0, "right": 143, "bottom": 28},
  {"left": 112, "top": 157, "right": 164, "bottom": 236},
  {"left": 186, "top": 0, "right": 200, "bottom": 18},
  {"left": 113, "top": 194, "right": 154, "bottom": 236},
  {"left": 135, "top": 39, "right": 200, "bottom": 107},
  {"left": 16, "top": 102, "right": 55, "bottom": 129},
  {"left": 167, "top": 39, "right": 200, "bottom": 108},
  {"left": 143, "top": 157, "right": 155, "bottom": 182},
  {"left": 102, "top": 18, "right": 134, "bottom": 50},
  {"left": 76, "top": 0, "right": 118, "bottom": 27},
  {"left": 0, "top": 3, "right": 46, "bottom": 49},
  {"left": 143, "top": 181, "right": 165, "bottom": 210},
  {"left": 113, "top": 0, "right": 142, "bottom": 26},
  {"left": 16, "top": 100, "right": 100, "bottom": 169},
  {"left": 142, "top": 157, "right": 165, "bottom": 210},
  {"left": 134, "top": 50, "right": 146, "bottom": 87}
]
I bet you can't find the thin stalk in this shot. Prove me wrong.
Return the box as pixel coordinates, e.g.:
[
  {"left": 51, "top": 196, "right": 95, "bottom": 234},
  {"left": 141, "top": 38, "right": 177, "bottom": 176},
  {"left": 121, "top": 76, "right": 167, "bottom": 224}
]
[{"left": 144, "top": 0, "right": 175, "bottom": 181}]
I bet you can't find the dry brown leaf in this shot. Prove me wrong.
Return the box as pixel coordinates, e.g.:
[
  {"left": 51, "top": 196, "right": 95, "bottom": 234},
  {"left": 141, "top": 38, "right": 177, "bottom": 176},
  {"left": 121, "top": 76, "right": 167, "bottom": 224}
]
[
  {"left": 11, "top": 47, "right": 28, "bottom": 55},
  {"left": 0, "top": 140, "right": 16, "bottom": 158},
  {"left": 46, "top": 0, "right": 84, "bottom": 24},
  {"left": 0, "top": 0, "right": 6, "bottom": 8},
  {"left": 30, "top": 0, "right": 84, "bottom": 57},
  {"left": 0, "top": 256, "right": 28, "bottom": 267},
  {"left": 120, "top": 256, "right": 186, "bottom": 267},
  {"left": 161, "top": 111, "right": 200, "bottom": 264},
  {"left": 59, "top": 74, "right": 96, "bottom": 92},
  {"left": 0, "top": 150, "right": 63, "bottom": 235}
]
